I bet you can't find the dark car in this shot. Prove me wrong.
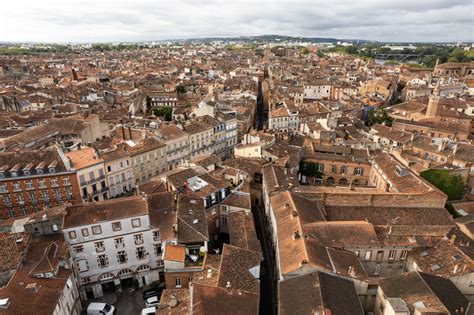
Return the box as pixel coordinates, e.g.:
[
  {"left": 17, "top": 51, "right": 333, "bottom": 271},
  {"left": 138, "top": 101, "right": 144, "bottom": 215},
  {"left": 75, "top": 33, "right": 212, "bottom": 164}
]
[{"left": 142, "top": 282, "right": 165, "bottom": 301}]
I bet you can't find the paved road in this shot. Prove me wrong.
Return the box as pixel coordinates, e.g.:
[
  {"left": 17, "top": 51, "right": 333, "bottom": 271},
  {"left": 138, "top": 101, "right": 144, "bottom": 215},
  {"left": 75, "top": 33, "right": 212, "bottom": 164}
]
[
  {"left": 84, "top": 288, "right": 145, "bottom": 315},
  {"left": 251, "top": 204, "right": 276, "bottom": 315}
]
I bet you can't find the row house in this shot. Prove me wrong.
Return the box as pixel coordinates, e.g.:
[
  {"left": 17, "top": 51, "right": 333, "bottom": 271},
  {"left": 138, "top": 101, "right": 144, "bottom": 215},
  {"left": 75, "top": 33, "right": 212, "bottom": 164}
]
[
  {"left": 204, "top": 115, "right": 227, "bottom": 158},
  {"left": 183, "top": 120, "right": 215, "bottom": 160},
  {"left": 62, "top": 197, "right": 162, "bottom": 299},
  {"left": 125, "top": 137, "right": 167, "bottom": 184},
  {"left": 268, "top": 101, "right": 299, "bottom": 133},
  {"left": 303, "top": 79, "right": 332, "bottom": 100},
  {"left": 158, "top": 124, "right": 190, "bottom": 171},
  {"left": 0, "top": 149, "right": 80, "bottom": 219},
  {"left": 100, "top": 146, "right": 135, "bottom": 198},
  {"left": 65, "top": 147, "right": 109, "bottom": 202},
  {"left": 303, "top": 144, "right": 372, "bottom": 186}
]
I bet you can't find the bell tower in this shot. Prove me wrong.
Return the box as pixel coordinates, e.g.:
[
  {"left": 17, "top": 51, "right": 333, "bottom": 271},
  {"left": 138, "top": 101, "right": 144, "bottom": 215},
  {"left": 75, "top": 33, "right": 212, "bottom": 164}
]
[{"left": 426, "top": 81, "right": 442, "bottom": 118}]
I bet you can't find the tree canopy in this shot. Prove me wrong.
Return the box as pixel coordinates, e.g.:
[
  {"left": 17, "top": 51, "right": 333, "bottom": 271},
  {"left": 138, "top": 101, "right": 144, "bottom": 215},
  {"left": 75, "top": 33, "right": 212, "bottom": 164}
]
[
  {"left": 367, "top": 107, "right": 393, "bottom": 127},
  {"left": 420, "top": 169, "right": 464, "bottom": 201}
]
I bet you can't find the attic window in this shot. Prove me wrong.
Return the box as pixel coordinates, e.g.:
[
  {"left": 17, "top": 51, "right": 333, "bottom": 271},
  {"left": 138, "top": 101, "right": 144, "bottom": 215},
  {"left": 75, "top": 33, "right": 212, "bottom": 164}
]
[
  {"left": 293, "top": 231, "right": 301, "bottom": 240},
  {"left": 291, "top": 210, "right": 298, "bottom": 217},
  {"left": 49, "top": 167, "right": 55, "bottom": 174},
  {"left": 395, "top": 165, "right": 409, "bottom": 177},
  {"left": 452, "top": 254, "right": 462, "bottom": 261},
  {"left": 0, "top": 298, "right": 9, "bottom": 310},
  {"left": 431, "top": 264, "right": 442, "bottom": 271}
]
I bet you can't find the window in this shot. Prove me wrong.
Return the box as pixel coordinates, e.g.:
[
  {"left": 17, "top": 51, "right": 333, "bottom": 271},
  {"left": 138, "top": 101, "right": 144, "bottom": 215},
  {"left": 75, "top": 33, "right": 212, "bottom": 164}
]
[
  {"left": 136, "top": 247, "right": 146, "bottom": 260},
  {"left": 73, "top": 245, "right": 84, "bottom": 253},
  {"left": 97, "top": 254, "right": 109, "bottom": 268},
  {"left": 131, "top": 218, "right": 141, "bottom": 228},
  {"left": 116, "top": 251, "right": 128, "bottom": 264},
  {"left": 68, "top": 231, "right": 77, "bottom": 239},
  {"left": 340, "top": 165, "right": 347, "bottom": 174},
  {"left": 94, "top": 241, "right": 105, "bottom": 252},
  {"left": 364, "top": 250, "right": 372, "bottom": 261},
  {"left": 221, "top": 217, "right": 228, "bottom": 227},
  {"left": 13, "top": 182, "right": 21, "bottom": 191},
  {"left": 76, "top": 259, "right": 89, "bottom": 272},
  {"left": 0, "top": 184, "right": 7, "bottom": 193},
  {"left": 154, "top": 244, "right": 162, "bottom": 256},
  {"left": 38, "top": 179, "right": 46, "bottom": 189},
  {"left": 114, "top": 237, "right": 125, "bottom": 249},
  {"left": 330, "top": 165, "right": 336, "bottom": 173},
  {"left": 41, "top": 190, "right": 48, "bottom": 201},
  {"left": 27, "top": 192, "right": 36, "bottom": 202},
  {"left": 92, "top": 225, "right": 102, "bottom": 235},
  {"left": 376, "top": 251, "right": 384, "bottom": 261},
  {"left": 134, "top": 233, "right": 144, "bottom": 245},
  {"left": 354, "top": 167, "right": 363, "bottom": 176},
  {"left": 16, "top": 194, "right": 24, "bottom": 204},
  {"left": 50, "top": 178, "right": 58, "bottom": 187},
  {"left": 112, "top": 221, "right": 122, "bottom": 231},
  {"left": 388, "top": 250, "right": 396, "bottom": 260},
  {"left": 62, "top": 177, "right": 70, "bottom": 186},
  {"left": 53, "top": 188, "right": 61, "bottom": 199},
  {"left": 175, "top": 278, "right": 181, "bottom": 288},
  {"left": 354, "top": 250, "right": 360, "bottom": 258},
  {"left": 81, "top": 228, "right": 89, "bottom": 237},
  {"left": 153, "top": 230, "right": 160, "bottom": 242},
  {"left": 400, "top": 250, "right": 408, "bottom": 260}
]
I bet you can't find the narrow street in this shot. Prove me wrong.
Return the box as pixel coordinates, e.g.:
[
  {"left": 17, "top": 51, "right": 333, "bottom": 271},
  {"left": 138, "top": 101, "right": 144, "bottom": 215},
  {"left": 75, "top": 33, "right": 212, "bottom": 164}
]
[
  {"left": 254, "top": 80, "right": 268, "bottom": 131},
  {"left": 251, "top": 203, "right": 277, "bottom": 315}
]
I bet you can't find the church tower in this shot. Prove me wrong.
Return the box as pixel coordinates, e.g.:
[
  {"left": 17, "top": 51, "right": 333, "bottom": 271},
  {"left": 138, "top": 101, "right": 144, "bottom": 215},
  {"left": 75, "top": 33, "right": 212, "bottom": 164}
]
[{"left": 426, "top": 81, "right": 442, "bottom": 118}]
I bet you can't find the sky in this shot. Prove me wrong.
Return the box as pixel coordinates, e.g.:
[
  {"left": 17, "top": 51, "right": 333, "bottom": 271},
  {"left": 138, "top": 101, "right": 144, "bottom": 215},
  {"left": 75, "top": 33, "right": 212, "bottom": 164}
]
[{"left": 1, "top": 0, "right": 473, "bottom": 43}]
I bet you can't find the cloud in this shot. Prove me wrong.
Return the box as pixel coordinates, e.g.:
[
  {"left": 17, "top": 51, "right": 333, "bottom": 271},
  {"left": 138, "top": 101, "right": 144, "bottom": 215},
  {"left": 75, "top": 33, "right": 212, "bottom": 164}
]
[{"left": 1, "top": 0, "right": 472, "bottom": 42}]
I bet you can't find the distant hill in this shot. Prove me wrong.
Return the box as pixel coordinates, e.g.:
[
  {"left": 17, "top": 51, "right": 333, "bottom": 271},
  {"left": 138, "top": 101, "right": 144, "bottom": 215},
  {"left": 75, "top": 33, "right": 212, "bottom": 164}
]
[{"left": 163, "top": 35, "right": 374, "bottom": 45}]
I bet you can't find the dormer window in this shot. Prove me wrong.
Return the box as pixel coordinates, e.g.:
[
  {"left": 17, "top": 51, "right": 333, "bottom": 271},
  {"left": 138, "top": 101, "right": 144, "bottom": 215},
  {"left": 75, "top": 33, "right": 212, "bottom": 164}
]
[
  {"left": 49, "top": 167, "right": 55, "bottom": 174},
  {"left": 37, "top": 169, "right": 43, "bottom": 175},
  {"left": 11, "top": 172, "right": 17, "bottom": 177}
]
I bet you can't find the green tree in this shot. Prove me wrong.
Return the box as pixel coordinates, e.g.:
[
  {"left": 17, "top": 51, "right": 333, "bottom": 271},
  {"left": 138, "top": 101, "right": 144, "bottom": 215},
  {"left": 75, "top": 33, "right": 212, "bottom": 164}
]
[
  {"left": 299, "top": 161, "right": 323, "bottom": 178},
  {"left": 153, "top": 106, "right": 173, "bottom": 121},
  {"left": 448, "top": 49, "right": 473, "bottom": 63},
  {"left": 367, "top": 107, "right": 393, "bottom": 126},
  {"left": 420, "top": 170, "right": 464, "bottom": 201},
  {"left": 175, "top": 85, "right": 186, "bottom": 94}
]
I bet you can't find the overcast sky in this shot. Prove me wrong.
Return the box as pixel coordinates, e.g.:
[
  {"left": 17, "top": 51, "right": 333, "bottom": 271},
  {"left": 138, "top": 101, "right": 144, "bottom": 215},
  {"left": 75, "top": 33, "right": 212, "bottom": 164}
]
[{"left": 2, "top": 0, "right": 473, "bottom": 43}]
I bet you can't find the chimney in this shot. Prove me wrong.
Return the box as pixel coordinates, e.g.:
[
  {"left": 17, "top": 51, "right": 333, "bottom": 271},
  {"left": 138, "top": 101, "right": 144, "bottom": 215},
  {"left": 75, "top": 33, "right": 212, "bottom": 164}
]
[
  {"left": 169, "top": 294, "right": 178, "bottom": 308},
  {"left": 453, "top": 143, "right": 459, "bottom": 155}
]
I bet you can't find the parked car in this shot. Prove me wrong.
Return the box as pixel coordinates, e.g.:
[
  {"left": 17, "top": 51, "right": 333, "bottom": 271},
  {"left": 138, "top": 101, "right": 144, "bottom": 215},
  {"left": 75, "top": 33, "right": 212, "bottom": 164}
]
[
  {"left": 142, "top": 282, "right": 165, "bottom": 301},
  {"left": 145, "top": 295, "right": 159, "bottom": 308},
  {"left": 141, "top": 306, "right": 156, "bottom": 315},
  {"left": 87, "top": 302, "right": 115, "bottom": 315}
]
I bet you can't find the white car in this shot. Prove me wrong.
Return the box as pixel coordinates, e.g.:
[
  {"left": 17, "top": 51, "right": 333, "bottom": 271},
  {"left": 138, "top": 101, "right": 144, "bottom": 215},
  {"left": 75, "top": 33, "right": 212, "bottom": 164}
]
[
  {"left": 87, "top": 302, "right": 115, "bottom": 315},
  {"left": 141, "top": 306, "right": 156, "bottom": 315},
  {"left": 145, "top": 295, "right": 159, "bottom": 308}
]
